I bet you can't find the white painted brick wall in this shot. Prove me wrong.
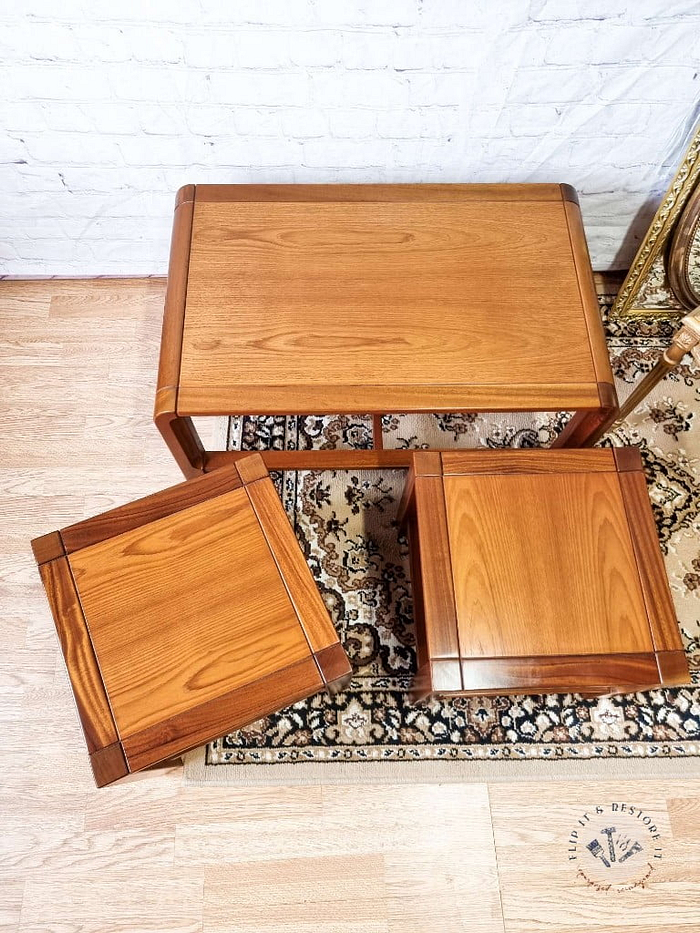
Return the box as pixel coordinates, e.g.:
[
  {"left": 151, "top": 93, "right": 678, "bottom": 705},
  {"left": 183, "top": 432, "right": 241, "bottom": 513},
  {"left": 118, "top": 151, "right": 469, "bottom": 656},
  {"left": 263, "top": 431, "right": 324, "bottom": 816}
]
[{"left": 2, "top": 1, "right": 700, "bottom": 275}]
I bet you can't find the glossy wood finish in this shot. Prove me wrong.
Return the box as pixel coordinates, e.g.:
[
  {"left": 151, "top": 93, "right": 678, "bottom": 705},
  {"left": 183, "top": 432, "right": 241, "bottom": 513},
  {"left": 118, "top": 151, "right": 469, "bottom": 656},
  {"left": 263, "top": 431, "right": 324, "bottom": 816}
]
[
  {"left": 411, "top": 477, "right": 461, "bottom": 670},
  {"left": 618, "top": 468, "right": 685, "bottom": 652},
  {"left": 121, "top": 656, "right": 323, "bottom": 773},
  {"left": 245, "top": 478, "right": 338, "bottom": 654},
  {"left": 550, "top": 382, "right": 618, "bottom": 448},
  {"left": 31, "top": 453, "right": 350, "bottom": 786},
  {"left": 154, "top": 186, "right": 205, "bottom": 478},
  {"left": 194, "top": 182, "right": 566, "bottom": 202},
  {"left": 562, "top": 199, "right": 615, "bottom": 387},
  {"left": 445, "top": 472, "right": 649, "bottom": 658},
  {"left": 178, "top": 382, "right": 604, "bottom": 417},
  {"left": 156, "top": 183, "right": 616, "bottom": 475},
  {"left": 182, "top": 192, "right": 597, "bottom": 402},
  {"left": 61, "top": 463, "right": 245, "bottom": 552},
  {"left": 431, "top": 653, "right": 671, "bottom": 697},
  {"left": 206, "top": 447, "right": 418, "bottom": 472},
  {"left": 37, "top": 557, "right": 118, "bottom": 752},
  {"left": 401, "top": 448, "right": 689, "bottom": 698},
  {"left": 209, "top": 447, "right": 619, "bottom": 475},
  {"left": 440, "top": 447, "right": 617, "bottom": 475},
  {"left": 30, "top": 530, "right": 65, "bottom": 564}
]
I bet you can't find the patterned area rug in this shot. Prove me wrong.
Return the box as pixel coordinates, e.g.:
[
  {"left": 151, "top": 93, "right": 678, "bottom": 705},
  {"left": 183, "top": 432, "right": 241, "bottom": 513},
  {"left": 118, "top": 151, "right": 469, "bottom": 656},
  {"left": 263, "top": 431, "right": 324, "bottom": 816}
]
[{"left": 186, "top": 297, "right": 700, "bottom": 784}]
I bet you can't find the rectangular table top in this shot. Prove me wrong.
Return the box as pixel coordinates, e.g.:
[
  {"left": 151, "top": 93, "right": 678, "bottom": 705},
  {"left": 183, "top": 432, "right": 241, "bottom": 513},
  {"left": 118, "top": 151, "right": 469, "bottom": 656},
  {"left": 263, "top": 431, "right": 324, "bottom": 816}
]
[{"left": 163, "top": 183, "right": 613, "bottom": 416}]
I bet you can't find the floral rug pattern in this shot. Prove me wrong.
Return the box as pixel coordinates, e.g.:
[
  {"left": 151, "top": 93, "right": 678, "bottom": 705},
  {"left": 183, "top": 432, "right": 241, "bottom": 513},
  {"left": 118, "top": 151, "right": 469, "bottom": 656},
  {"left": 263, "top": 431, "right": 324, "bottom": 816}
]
[{"left": 206, "top": 299, "right": 700, "bottom": 769}]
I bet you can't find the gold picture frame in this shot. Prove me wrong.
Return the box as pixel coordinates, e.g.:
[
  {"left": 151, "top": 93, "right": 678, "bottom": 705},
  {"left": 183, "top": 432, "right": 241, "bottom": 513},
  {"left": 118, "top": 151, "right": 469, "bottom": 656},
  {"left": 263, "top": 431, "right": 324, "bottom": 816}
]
[{"left": 613, "top": 119, "right": 700, "bottom": 317}]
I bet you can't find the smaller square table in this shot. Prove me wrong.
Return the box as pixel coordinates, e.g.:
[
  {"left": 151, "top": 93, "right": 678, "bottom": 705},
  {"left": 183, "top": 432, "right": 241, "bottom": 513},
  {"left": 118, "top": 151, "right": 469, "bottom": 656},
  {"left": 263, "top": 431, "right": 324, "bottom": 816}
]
[
  {"left": 398, "top": 447, "right": 689, "bottom": 698},
  {"left": 32, "top": 454, "right": 350, "bottom": 786}
]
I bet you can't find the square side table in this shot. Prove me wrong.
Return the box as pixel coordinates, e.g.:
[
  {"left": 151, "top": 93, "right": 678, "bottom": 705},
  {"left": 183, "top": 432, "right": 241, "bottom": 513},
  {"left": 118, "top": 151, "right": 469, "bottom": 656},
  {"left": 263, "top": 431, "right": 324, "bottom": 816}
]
[
  {"left": 32, "top": 454, "right": 350, "bottom": 786},
  {"left": 398, "top": 447, "right": 689, "bottom": 698},
  {"left": 155, "top": 183, "right": 617, "bottom": 477}
]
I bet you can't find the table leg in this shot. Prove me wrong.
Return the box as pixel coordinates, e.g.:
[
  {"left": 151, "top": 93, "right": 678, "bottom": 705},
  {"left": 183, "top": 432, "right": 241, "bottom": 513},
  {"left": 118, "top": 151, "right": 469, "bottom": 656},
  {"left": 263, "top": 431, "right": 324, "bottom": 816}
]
[
  {"left": 552, "top": 382, "right": 618, "bottom": 448},
  {"left": 551, "top": 406, "right": 616, "bottom": 448},
  {"left": 372, "top": 413, "right": 384, "bottom": 450},
  {"left": 154, "top": 390, "right": 206, "bottom": 478}
]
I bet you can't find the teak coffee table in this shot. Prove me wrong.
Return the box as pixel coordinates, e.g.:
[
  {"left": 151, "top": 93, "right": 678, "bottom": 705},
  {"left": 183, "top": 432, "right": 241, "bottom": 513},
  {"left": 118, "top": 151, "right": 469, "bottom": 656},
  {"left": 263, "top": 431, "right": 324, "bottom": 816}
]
[
  {"left": 155, "top": 183, "right": 617, "bottom": 477},
  {"left": 398, "top": 447, "right": 689, "bottom": 698},
  {"left": 31, "top": 454, "right": 350, "bottom": 787}
]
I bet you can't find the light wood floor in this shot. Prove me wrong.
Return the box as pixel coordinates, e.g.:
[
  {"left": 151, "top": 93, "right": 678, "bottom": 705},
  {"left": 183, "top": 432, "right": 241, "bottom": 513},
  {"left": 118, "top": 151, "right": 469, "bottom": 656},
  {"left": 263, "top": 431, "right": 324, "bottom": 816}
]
[{"left": 2, "top": 277, "right": 699, "bottom": 933}]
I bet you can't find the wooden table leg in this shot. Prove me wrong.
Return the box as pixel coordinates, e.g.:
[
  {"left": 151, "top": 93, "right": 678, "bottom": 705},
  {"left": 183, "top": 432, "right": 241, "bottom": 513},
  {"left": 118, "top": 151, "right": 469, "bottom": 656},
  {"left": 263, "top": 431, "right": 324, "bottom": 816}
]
[
  {"left": 551, "top": 408, "right": 614, "bottom": 448},
  {"left": 154, "top": 188, "right": 205, "bottom": 479},
  {"left": 372, "top": 414, "right": 384, "bottom": 450},
  {"left": 154, "top": 388, "right": 206, "bottom": 478},
  {"left": 551, "top": 383, "right": 618, "bottom": 448}
]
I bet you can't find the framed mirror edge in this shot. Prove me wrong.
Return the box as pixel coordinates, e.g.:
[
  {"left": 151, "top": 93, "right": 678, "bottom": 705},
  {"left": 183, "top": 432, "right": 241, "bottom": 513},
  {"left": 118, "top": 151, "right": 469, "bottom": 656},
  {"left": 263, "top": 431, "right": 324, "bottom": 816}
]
[
  {"left": 668, "top": 182, "right": 700, "bottom": 310},
  {"left": 612, "top": 120, "right": 700, "bottom": 318}
]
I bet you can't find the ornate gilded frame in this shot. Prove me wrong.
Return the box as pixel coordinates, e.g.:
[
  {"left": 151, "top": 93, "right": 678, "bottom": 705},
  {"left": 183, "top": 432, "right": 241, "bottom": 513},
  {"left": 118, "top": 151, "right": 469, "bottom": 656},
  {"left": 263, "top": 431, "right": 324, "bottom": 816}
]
[
  {"left": 668, "top": 183, "right": 700, "bottom": 309},
  {"left": 613, "top": 120, "right": 700, "bottom": 317}
]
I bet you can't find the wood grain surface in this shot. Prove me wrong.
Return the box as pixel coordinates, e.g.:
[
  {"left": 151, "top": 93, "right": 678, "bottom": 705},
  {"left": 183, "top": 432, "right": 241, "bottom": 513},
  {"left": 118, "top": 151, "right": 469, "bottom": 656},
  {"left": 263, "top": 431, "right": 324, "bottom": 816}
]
[
  {"left": 37, "top": 556, "right": 119, "bottom": 753},
  {"left": 313, "top": 642, "right": 353, "bottom": 685},
  {"left": 410, "top": 477, "right": 462, "bottom": 667},
  {"left": 442, "top": 471, "right": 651, "bottom": 659},
  {"left": 456, "top": 653, "right": 663, "bottom": 695},
  {"left": 619, "top": 469, "right": 686, "bottom": 653},
  {"left": 245, "top": 478, "right": 339, "bottom": 655},
  {"left": 31, "top": 530, "right": 65, "bottom": 564},
  {"left": 32, "top": 437, "right": 347, "bottom": 783},
  {"left": 562, "top": 198, "right": 616, "bottom": 388},
  {"left": 179, "top": 191, "right": 600, "bottom": 414},
  {"left": 60, "top": 463, "right": 244, "bottom": 553},
  {"left": 195, "top": 182, "right": 565, "bottom": 202},
  {"left": 89, "top": 742, "right": 129, "bottom": 787},
  {"left": 68, "top": 486, "right": 311, "bottom": 737},
  {"left": 155, "top": 185, "right": 194, "bottom": 398},
  {"left": 441, "top": 448, "right": 616, "bottom": 475},
  {"left": 657, "top": 649, "right": 692, "bottom": 685},
  {"left": 233, "top": 451, "right": 268, "bottom": 484},
  {"left": 404, "top": 449, "right": 688, "bottom": 697},
  {"left": 154, "top": 187, "right": 206, "bottom": 477},
  {"left": 206, "top": 448, "right": 419, "bottom": 472},
  {"left": 178, "top": 381, "right": 603, "bottom": 416},
  {"left": 122, "top": 656, "right": 323, "bottom": 773}
]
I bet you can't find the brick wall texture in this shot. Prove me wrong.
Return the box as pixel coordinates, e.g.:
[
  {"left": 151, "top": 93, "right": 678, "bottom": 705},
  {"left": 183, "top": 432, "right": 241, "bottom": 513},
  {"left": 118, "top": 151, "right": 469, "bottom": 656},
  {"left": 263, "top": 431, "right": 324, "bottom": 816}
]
[{"left": 2, "top": 1, "right": 700, "bottom": 274}]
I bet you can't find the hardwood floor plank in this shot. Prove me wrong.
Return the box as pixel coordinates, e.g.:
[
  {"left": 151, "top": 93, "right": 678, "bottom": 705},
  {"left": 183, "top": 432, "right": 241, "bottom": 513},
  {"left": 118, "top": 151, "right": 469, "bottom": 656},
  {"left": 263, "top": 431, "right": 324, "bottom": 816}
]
[
  {"left": 0, "top": 881, "right": 24, "bottom": 933},
  {"left": 489, "top": 781, "right": 700, "bottom": 932},
  {"left": 668, "top": 797, "right": 700, "bottom": 840},
  {"left": 384, "top": 852, "right": 504, "bottom": 933},
  {"left": 2, "top": 828, "right": 174, "bottom": 875},
  {"left": 19, "top": 873, "right": 203, "bottom": 932},
  {"left": 204, "top": 856, "right": 388, "bottom": 932},
  {"left": 85, "top": 783, "right": 322, "bottom": 832}
]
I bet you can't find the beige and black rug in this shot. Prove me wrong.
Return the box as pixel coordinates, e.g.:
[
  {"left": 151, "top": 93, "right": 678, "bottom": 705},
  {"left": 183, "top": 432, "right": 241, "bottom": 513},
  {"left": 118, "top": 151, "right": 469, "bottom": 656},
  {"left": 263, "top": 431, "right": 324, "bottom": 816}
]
[{"left": 185, "top": 297, "right": 700, "bottom": 784}]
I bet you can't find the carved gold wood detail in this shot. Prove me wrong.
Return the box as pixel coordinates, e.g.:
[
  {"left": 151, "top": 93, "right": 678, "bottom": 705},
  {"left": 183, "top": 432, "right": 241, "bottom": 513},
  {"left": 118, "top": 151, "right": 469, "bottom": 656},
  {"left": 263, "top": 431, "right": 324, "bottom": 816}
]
[
  {"left": 668, "top": 307, "right": 700, "bottom": 365},
  {"left": 613, "top": 122, "right": 700, "bottom": 318}
]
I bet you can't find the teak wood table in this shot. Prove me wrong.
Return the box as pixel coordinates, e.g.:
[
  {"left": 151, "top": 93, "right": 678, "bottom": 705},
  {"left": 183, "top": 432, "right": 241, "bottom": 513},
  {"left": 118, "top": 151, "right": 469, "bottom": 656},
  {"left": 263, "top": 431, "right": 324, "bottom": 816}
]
[
  {"left": 398, "top": 447, "right": 689, "bottom": 698},
  {"left": 31, "top": 454, "right": 350, "bottom": 787},
  {"left": 155, "top": 183, "right": 618, "bottom": 477}
]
